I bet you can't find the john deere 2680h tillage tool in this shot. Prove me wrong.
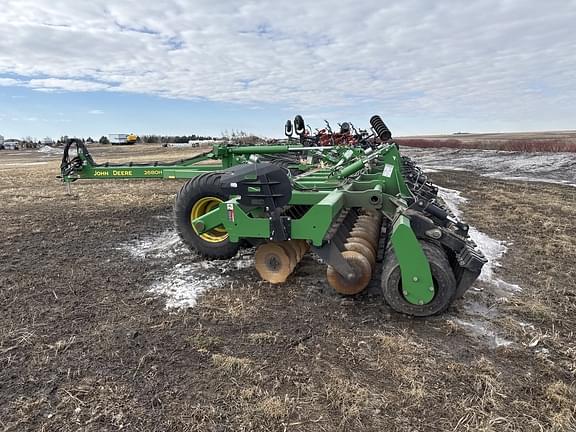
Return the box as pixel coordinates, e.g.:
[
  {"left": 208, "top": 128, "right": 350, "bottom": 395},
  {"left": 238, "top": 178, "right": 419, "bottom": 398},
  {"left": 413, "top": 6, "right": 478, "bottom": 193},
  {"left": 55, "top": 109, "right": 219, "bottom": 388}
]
[{"left": 60, "top": 115, "right": 486, "bottom": 316}]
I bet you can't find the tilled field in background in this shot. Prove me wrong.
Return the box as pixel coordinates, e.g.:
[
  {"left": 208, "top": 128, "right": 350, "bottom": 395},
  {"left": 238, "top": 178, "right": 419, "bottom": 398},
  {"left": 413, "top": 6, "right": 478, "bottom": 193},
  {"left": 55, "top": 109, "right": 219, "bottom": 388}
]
[{"left": 1, "top": 148, "right": 575, "bottom": 431}]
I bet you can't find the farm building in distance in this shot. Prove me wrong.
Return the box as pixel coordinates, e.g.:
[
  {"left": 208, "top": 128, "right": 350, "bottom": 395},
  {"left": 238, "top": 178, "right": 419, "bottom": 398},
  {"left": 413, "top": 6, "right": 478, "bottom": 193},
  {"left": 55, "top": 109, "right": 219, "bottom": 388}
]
[
  {"left": 108, "top": 133, "right": 138, "bottom": 145},
  {"left": 3, "top": 139, "right": 20, "bottom": 150},
  {"left": 109, "top": 133, "right": 128, "bottom": 144}
]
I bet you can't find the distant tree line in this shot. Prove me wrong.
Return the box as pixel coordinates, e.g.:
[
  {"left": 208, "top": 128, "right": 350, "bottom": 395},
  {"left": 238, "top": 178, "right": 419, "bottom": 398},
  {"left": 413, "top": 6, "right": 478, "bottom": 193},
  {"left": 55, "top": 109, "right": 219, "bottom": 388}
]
[
  {"left": 395, "top": 138, "right": 576, "bottom": 153},
  {"left": 10, "top": 135, "right": 221, "bottom": 147},
  {"left": 7, "top": 132, "right": 271, "bottom": 149},
  {"left": 139, "top": 134, "right": 219, "bottom": 144},
  {"left": 221, "top": 130, "right": 268, "bottom": 145}
]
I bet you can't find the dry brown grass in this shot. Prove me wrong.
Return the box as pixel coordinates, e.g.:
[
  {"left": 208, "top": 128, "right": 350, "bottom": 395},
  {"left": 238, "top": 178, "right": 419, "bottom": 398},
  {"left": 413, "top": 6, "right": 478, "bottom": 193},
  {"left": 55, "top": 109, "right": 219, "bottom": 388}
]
[
  {"left": 545, "top": 382, "right": 576, "bottom": 431},
  {"left": 247, "top": 331, "right": 279, "bottom": 344},
  {"left": 211, "top": 353, "right": 253, "bottom": 375},
  {"left": 186, "top": 333, "right": 222, "bottom": 352},
  {"left": 324, "top": 375, "right": 383, "bottom": 429},
  {"left": 253, "top": 395, "right": 291, "bottom": 419}
]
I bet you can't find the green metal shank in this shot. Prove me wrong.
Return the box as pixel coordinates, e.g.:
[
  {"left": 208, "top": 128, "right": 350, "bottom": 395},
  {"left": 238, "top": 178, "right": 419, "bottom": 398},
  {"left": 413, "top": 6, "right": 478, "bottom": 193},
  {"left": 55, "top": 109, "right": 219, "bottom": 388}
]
[{"left": 390, "top": 215, "right": 435, "bottom": 305}]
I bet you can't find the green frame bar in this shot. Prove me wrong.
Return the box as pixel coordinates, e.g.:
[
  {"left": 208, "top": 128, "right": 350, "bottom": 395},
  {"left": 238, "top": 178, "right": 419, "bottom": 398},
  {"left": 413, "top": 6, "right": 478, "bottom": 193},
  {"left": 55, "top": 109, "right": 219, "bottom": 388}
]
[
  {"left": 193, "top": 191, "right": 345, "bottom": 246},
  {"left": 83, "top": 164, "right": 223, "bottom": 180}
]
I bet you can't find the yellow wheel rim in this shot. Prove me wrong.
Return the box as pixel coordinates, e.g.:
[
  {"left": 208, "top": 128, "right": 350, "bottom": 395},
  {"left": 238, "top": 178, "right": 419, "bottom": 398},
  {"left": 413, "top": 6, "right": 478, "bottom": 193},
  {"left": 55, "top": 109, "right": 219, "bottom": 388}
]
[{"left": 190, "top": 196, "right": 228, "bottom": 243}]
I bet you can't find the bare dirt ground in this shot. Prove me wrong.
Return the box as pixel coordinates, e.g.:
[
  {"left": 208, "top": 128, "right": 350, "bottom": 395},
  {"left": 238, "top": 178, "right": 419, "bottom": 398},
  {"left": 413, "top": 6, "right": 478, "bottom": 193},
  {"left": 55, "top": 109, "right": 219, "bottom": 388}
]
[{"left": 1, "top": 145, "right": 575, "bottom": 431}]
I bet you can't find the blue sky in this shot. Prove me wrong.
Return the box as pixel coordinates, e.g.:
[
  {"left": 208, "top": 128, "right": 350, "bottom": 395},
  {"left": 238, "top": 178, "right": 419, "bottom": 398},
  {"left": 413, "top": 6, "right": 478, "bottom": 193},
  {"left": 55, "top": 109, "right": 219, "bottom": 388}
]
[
  {"left": 1, "top": 0, "right": 575, "bottom": 140},
  {"left": 0, "top": 82, "right": 285, "bottom": 139}
]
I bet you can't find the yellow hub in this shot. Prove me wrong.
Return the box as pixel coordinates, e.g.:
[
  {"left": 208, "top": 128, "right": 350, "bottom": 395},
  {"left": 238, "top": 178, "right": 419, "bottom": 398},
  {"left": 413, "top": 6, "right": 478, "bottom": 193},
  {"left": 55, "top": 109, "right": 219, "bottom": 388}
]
[{"left": 190, "top": 196, "right": 228, "bottom": 243}]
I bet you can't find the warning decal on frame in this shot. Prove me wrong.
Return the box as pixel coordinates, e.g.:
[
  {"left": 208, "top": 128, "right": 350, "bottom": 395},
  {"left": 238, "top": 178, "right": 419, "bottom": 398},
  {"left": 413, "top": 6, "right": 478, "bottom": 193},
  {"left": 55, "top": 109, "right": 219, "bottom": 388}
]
[{"left": 382, "top": 164, "right": 394, "bottom": 178}]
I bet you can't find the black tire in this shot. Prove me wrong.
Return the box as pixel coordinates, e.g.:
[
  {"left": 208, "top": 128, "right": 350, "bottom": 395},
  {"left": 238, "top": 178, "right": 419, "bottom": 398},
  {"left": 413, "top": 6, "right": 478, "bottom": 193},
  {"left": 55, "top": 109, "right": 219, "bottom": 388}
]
[
  {"left": 294, "top": 115, "right": 305, "bottom": 135},
  {"left": 381, "top": 242, "right": 456, "bottom": 317},
  {"left": 174, "top": 173, "right": 240, "bottom": 259}
]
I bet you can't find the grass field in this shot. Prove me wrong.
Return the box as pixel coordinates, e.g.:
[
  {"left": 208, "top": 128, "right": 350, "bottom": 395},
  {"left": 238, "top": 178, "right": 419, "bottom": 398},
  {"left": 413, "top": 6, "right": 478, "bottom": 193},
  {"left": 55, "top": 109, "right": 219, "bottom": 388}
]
[{"left": 1, "top": 145, "right": 575, "bottom": 431}]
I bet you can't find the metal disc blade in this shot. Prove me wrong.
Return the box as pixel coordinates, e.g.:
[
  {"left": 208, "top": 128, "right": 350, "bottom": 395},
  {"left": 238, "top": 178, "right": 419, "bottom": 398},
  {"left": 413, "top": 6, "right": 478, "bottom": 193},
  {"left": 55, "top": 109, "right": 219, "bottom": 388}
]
[
  {"left": 347, "top": 236, "right": 376, "bottom": 255},
  {"left": 326, "top": 250, "right": 372, "bottom": 295},
  {"left": 255, "top": 243, "right": 293, "bottom": 284},
  {"left": 345, "top": 241, "right": 376, "bottom": 268},
  {"left": 349, "top": 228, "right": 378, "bottom": 249}
]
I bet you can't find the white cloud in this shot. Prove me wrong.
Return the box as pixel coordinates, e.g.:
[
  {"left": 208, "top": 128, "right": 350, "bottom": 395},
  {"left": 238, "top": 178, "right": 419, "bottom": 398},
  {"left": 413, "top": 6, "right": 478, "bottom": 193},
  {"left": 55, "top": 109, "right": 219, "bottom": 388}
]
[
  {"left": 0, "top": 0, "right": 575, "bottom": 126},
  {"left": 89, "top": 109, "right": 104, "bottom": 114},
  {"left": 27, "top": 78, "right": 110, "bottom": 92},
  {"left": 0, "top": 78, "right": 22, "bottom": 86}
]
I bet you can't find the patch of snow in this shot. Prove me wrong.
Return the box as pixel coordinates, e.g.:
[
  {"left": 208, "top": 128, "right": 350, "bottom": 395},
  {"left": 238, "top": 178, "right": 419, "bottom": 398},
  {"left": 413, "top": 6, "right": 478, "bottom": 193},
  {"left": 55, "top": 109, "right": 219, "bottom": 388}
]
[
  {"left": 438, "top": 187, "right": 521, "bottom": 293},
  {"left": 517, "top": 321, "right": 536, "bottom": 331},
  {"left": 402, "top": 147, "right": 576, "bottom": 186},
  {"left": 461, "top": 299, "right": 499, "bottom": 319},
  {"left": 150, "top": 253, "right": 254, "bottom": 309},
  {"left": 228, "top": 253, "right": 255, "bottom": 270},
  {"left": 453, "top": 318, "right": 513, "bottom": 348},
  {"left": 118, "top": 229, "right": 255, "bottom": 309},
  {"left": 420, "top": 165, "right": 468, "bottom": 172},
  {"left": 37, "top": 145, "right": 60, "bottom": 154},
  {"left": 119, "top": 230, "right": 187, "bottom": 259},
  {"left": 437, "top": 186, "right": 466, "bottom": 219},
  {"left": 149, "top": 261, "right": 226, "bottom": 309},
  {"left": 468, "top": 229, "right": 522, "bottom": 293}
]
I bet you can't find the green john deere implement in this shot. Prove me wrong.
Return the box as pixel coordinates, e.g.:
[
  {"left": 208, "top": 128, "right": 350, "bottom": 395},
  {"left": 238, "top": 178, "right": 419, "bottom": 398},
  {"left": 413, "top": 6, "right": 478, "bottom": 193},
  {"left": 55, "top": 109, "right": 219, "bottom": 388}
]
[{"left": 60, "top": 115, "right": 486, "bottom": 316}]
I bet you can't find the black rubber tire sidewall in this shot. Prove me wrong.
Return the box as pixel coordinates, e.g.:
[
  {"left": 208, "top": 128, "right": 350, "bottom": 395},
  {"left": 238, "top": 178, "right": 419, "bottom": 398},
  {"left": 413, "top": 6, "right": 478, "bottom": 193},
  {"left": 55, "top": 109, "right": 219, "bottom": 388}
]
[{"left": 174, "top": 174, "right": 240, "bottom": 259}]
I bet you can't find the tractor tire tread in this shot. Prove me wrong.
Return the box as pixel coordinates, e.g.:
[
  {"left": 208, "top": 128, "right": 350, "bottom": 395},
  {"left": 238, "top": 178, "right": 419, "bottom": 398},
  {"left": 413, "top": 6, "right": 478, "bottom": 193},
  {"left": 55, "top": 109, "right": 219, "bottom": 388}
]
[{"left": 174, "top": 173, "right": 239, "bottom": 259}]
